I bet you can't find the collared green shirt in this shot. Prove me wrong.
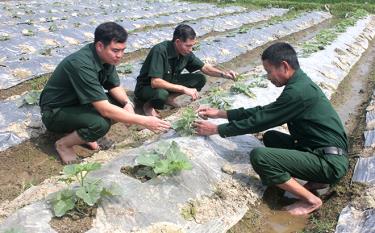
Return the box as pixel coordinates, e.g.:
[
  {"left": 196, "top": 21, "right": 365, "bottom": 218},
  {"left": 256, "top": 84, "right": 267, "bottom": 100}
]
[
  {"left": 40, "top": 43, "right": 120, "bottom": 109},
  {"left": 136, "top": 40, "right": 204, "bottom": 86},
  {"left": 218, "top": 69, "right": 348, "bottom": 151}
]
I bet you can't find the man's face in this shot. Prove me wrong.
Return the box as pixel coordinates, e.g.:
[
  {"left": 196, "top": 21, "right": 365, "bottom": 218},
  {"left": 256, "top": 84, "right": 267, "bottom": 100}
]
[
  {"left": 262, "top": 60, "right": 288, "bottom": 87},
  {"left": 96, "top": 40, "right": 126, "bottom": 65},
  {"left": 175, "top": 38, "right": 196, "bottom": 56}
]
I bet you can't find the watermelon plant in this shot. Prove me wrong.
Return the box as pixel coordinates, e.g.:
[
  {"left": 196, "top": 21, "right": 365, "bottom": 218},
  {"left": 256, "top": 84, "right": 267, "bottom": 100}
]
[
  {"left": 0, "top": 32, "right": 10, "bottom": 41},
  {"left": 202, "top": 86, "right": 232, "bottom": 110},
  {"left": 172, "top": 107, "right": 198, "bottom": 136},
  {"left": 17, "top": 90, "right": 42, "bottom": 107},
  {"left": 49, "top": 162, "right": 120, "bottom": 217},
  {"left": 231, "top": 82, "right": 256, "bottom": 98},
  {"left": 136, "top": 141, "right": 193, "bottom": 176},
  {"left": 116, "top": 63, "right": 133, "bottom": 74}
]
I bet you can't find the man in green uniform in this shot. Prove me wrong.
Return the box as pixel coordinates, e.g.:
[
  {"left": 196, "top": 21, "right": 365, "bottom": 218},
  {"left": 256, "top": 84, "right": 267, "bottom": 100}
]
[
  {"left": 193, "top": 42, "right": 348, "bottom": 215},
  {"left": 40, "top": 22, "right": 171, "bottom": 164},
  {"left": 134, "top": 24, "right": 236, "bottom": 117}
]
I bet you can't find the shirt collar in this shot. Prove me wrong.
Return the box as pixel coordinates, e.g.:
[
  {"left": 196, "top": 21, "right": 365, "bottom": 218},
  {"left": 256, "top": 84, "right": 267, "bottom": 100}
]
[
  {"left": 286, "top": 68, "right": 303, "bottom": 85},
  {"left": 89, "top": 43, "right": 105, "bottom": 72},
  {"left": 167, "top": 40, "right": 179, "bottom": 59}
]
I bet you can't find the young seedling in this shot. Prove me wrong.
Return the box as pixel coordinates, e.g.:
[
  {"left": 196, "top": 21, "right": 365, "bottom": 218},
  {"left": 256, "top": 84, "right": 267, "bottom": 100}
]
[
  {"left": 136, "top": 141, "right": 193, "bottom": 176},
  {"left": 172, "top": 107, "right": 198, "bottom": 136},
  {"left": 0, "top": 32, "right": 10, "bottom": 41},
  {"left": 231, "top": 82, "right": 256, "bottom": 98},
  {"left": 17, "top": 90, "right": 42, "bottom": 107},
  {"left": 49, "top": 24, "right": 58, "bottom": 32},
  {"left": 49, "top": 162, "right": 120, "bottom": 217},
  {"left": 116, "top": 63, "right": 133, "bottom": 74},
  {"left": 21, "top": 29, "right": 34, "bottom": 36},
  {"left": 201, "top": 86, "right": 232, "bottom": 110}
]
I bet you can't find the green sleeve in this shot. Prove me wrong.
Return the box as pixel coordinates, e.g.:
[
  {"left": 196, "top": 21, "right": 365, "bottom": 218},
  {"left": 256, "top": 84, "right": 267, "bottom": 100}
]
[
  {"left": 147, "top": 48, "right": 166, "bottom": 78},
  {"left": 185, "top": 53, "right": 204, "bottom": 73},
  {"left": 218, "top": 91, "right": 305, "bottom": 137},
  {"left": 104, "top": 65, "right": 120, "bottom": 90},
  {"left": 69, "top": 62, "right": 108, "bottom": 105}
]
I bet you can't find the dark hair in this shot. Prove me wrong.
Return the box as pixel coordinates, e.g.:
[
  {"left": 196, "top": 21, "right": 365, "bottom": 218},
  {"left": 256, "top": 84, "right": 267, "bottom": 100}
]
[
  {"left": 172, "top": 24, "right": 196, "bottom": 42},
  {"left": 94, "top": 22, "right": 128, "bottom": 46},
  {"left": 261, "top": 42, "right": 300, "bottom": 70}
]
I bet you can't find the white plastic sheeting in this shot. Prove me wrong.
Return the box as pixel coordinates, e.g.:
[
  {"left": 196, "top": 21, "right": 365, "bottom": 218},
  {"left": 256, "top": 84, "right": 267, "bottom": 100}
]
[
  {"left": 1, "top": 14, "right": 375, "bottom": 233},
  {"left": 0, "top": 136, "right": 264, "bottom": 233},
  {"left": 120, "top": 11, "right": 331, "bottom": 90},
  {"left": 0, "top": 0, "right": 246, "bottom": 89},
  {"left": 352, "top": 156, "right": 375, "bottom": 184},
  {"left": 336, "top": 186, "right": 375, "bottom": 233},
  {"left": 0, "top": 10, "right": 327, "bottom": 152}
]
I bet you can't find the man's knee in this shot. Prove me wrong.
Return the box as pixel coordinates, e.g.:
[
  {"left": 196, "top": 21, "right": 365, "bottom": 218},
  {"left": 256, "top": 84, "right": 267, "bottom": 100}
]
[
  {"left": 78, "top": 117, "right": 111, "bottom": 142},
  {"left": 193, "top": 73, "right": 206, "bottom": 91},
  {"left": 150, "top": 88, "right": 169, "bottom": 109},
  {"left": 250, "top": 147, "right": 267, "bottom": 168}
]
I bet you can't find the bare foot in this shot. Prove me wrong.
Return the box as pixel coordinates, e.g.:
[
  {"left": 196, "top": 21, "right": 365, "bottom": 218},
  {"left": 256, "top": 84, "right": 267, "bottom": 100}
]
[
  {"left": 166, "top": 93, "right": 180, "bottom": 108},
  {"left": 86, "top": 141, "right": 100, "bottom": 150},
  {"left": 55, "top": 140, "right": 79, "bottom": 165},
  {"left": 304, "top": 182, "right": 329, "bottom": 191},
  {"left": 283, "top": 198, "right": 322, "bottom": 216},
  {"left": 143, "top": 102, "right": 161, "bottom": 117}
]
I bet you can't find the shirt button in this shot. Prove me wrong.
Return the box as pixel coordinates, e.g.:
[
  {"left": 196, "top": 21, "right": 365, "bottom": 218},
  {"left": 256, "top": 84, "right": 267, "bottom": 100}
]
[{"left": 294, "top": 140, "right": 298, "bottom": 144}]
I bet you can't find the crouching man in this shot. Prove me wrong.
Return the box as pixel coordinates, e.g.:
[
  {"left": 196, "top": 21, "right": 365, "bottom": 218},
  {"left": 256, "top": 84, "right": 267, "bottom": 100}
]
[
  {"left": 194, "top": 42, "right": 348, "bottom": 215},
  {"left": 39, "top": 22, "right": 171, "bottom": 164}
]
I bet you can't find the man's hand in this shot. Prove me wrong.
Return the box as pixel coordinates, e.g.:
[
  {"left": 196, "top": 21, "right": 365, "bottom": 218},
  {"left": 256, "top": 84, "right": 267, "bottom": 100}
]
[
  {"left": 222, "top": 70, "right": 237, "bottom": 80},
  {"left": 183, "top": 87, "right": 199, "bottom": 101},
  {"left": 193, "top": 120, "right": 218, "bottom": 136},
  {"left": 197, "top": 106, "right": 227, "bottom": 119},
  {"left": 144, "top": 116, "right": 171, "bottom": 133},
  {"left": 123, "top": 102, "right": 135, "bottom": 114}
]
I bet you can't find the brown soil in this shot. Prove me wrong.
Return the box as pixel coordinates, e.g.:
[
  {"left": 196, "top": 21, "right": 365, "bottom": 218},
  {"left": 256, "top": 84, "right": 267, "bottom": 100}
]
[
  {"left": 120, "top": 165, "right": 156, "bottom": 182},
  {"left": 49, "top": 205, "right": 97, "bottom": 233}
]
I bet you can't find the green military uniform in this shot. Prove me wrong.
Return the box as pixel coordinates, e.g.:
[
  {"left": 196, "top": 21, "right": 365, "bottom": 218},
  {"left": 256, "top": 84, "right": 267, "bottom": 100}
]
[
  {"left": 39, "top": 43, "right": 122, "bottom": 142},
  {"left": 218, "top": 69, "right": 349, "bottom": 186},
  {"left": 134, "top": 40, "right": 205, "bottom": 109}
]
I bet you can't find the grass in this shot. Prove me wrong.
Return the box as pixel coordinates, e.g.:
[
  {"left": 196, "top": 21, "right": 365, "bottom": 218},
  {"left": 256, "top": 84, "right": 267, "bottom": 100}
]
[{"left": 190, "top": 0, "right": 375, "bottom": 16}]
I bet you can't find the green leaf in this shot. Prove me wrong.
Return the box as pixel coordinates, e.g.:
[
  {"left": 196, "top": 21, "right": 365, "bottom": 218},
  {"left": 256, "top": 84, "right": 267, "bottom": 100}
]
[
  {"left": 172, "top": 107, "right": 198, "bottom": 136},
  {"left": 136, "top": 151, "right": 160, "bottom": 167},
  {"left": 117, "top": 63, "right": 133, "bottom": 74},
  {"left": 154, "top": 160, "right": 170, "bottom": 175},
  {"left": 76, "top": 181, "right": 103, "bottom": 206},
  {"left": 101, "top": 183, "right": 122, "bottom": 197},
  {"left": 51, "top": 189, "right": 75, "bottom": 217},
  {"left": 63, "top": 164, "right": 80, "bottom": 176},
  {"left": 81, "top": 162, "right": 101, "bottom": 172}
]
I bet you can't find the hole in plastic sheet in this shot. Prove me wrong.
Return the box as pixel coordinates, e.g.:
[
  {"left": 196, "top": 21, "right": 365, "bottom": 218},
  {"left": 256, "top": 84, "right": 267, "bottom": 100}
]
[{"left": 120, "top": 165, "right": 158, "bottom": 182}]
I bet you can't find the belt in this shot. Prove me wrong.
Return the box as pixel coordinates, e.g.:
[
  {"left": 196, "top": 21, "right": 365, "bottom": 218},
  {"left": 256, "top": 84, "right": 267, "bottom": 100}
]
[{"left": 320, "top": 147, "right": 347, "bottom": 156}]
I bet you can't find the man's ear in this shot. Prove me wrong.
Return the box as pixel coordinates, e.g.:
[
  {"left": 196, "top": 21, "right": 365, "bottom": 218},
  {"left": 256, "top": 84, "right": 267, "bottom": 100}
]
[{"left": 96, "top": 41, "right": 104, "bottom": 52}]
